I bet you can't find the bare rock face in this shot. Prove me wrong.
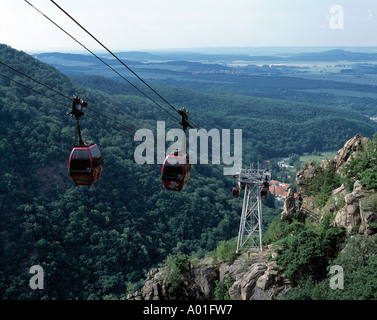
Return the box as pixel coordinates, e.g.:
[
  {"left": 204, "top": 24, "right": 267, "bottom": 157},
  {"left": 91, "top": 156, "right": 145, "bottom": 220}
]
[
  {"left": 126, "top": 265, "right": 219, "bottom": 300},
  {"left": 294, "top": 134, "right": 377, "bottom": 236},
  {"left": 359, "top": 195, "right": 377, "bottom": 235},
  {"left": 228, "top": 263, "right": 267, "bottom": 300},
  {"left": 181, "top": 266, "right": 219, "bottom": 300},
  {"left": 333, "top": 183, "right": 363, "bottom": 233},
  {"left": 296, "top": 161, "right": 318, "bottom": 214},
  {"left": 296, "top": 161, "right": 317, "bottom": 189},
  {"left": 228, "top": 260, "right": 289, "bottom": 300},
  {"left": 333, "top": 134, "right": 370, "bottom": 173},
  {"left": 282, "top": 188, "right": 296, "bottom": 218},
  {"left": 333, "top": 180, "right": 377, "bottom": 235},
  {"left": 126, "top": 251, "right": 289, "bottom": 301},
  {"left": 296, "top": 134, "right": 370, "bottom": 215},
  {"left": 126, "top": 268, "right": 168, "bottom": 300},
  {"left": 297, "top": 135, "right": 369, "bottom": 188}
]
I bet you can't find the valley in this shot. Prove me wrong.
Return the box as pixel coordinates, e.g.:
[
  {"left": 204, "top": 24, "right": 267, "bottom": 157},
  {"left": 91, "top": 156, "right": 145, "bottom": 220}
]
[
  {"left": 35, "top": 47, "right": 377, "bottom": 120},
  {"left": 1, "top": 43, "right": 377, "bottom": 300}
]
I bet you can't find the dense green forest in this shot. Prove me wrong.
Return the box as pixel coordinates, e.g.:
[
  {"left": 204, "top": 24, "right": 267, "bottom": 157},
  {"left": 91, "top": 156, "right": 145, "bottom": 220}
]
[
  {"left": 71, "top": 74, "right": 377, "bottom": 160},
  {"left": 1, "top": 43, "right": 377, "bottom": 299},
  {"left": 40, "top": 51, "right": 377, "bottom": 120}
]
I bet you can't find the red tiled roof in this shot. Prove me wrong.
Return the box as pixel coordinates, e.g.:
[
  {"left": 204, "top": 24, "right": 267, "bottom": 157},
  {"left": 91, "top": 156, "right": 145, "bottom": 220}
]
[{"left": 269, "top": 181, "right": 298, "bottom": 198}]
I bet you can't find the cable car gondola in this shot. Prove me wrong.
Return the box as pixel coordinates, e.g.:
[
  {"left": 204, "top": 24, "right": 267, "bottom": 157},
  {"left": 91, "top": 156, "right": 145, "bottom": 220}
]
[
  {"left": 69, "top": 144, "right": 104, "bottom": 186},
  {"left": 161, "top": 108, "right": 192, "bottom": 191},
  {"left": 232, "top": 186, "right": 240, "bottom": 198},
  {"left": 161, "top": 150, "right": 191, "bottom": 191},
  {"left": 260, "top": 176, "right": 270, "bottom": 199},
  {"left": 232, "top": 175, "right": 240, "bottom": 198},
  {"left": 260, "top": 187, "right": 268, "bottom": 199},
  {"left": 67, "top": 96, "right": 104, "bottom": 186}
]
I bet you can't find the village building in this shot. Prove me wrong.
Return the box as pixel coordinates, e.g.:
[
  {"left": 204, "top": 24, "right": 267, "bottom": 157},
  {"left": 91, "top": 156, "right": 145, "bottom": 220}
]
[{"left": 269, "top": 179, "right": 298, "bottom": 209}]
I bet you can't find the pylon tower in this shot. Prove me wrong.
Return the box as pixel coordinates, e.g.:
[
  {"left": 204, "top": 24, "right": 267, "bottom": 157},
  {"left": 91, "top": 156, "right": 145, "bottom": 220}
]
[{"left": 236, "top": 167, "right": 270, "bottom": 254}]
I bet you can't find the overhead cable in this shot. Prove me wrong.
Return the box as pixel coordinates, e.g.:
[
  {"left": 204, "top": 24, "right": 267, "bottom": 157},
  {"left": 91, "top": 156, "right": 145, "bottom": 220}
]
[
  {"left": 24, "top": 0, "right": 183, "bottom": 126},
  {"left": 0, "top": 60, "right": 135, "bottom": 133},
  {"left": 50, "top": 0, "right": 199, "bottom": 129}
]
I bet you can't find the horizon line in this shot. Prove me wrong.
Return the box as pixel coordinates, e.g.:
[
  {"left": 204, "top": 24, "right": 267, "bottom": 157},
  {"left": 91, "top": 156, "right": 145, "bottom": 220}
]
[{"left": 24, "top": 45, "right": 377, "bottom": 55}]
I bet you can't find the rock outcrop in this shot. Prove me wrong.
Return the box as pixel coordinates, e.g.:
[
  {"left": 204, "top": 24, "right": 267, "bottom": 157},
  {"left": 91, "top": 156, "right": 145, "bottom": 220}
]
[
  {"left": 333, "top": 134, "right": 370, "bottom": 173},
  {"left": 296, "top": 134, "right": 370, "bottom": 214},
  {"left": 281, "top": 188, "right": 296, "bottom": 218},
  {"left": 227, "top": 259, "right": 289, "bottom": 300},
  {"left": 296, "top": 160, "right": 318, "bottom": 214},
  {"left": 333, "top": 180, "right": 377, "bottom": 235},
  {"left": 126, "top": 264, "right": 219, "bottom": 300},
  {"left": 182, "top": 265, "right": 219, "bottom": 300},
  {"left": 126, "top": 250, "right": 289, "bottom": 301},
  {"left": 296, "top": 134, "right": 377, "bottom": 235}
]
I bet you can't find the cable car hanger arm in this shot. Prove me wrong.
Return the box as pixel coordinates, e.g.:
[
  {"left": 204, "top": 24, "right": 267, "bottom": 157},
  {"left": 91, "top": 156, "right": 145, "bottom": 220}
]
[
  {"left": 67, "top": 96, "right": 86, "bottom": 120},
  {"left": 67, "top": 96, "right": 87, "bottom": 146},
  {"left": 178, "top": 107, "right": 192, "bottom": 132}
]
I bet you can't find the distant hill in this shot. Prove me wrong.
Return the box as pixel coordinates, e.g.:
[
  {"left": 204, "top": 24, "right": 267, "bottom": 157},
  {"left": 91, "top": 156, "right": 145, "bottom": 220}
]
[
  {"left": 34, "top": 50, "right": 377, "bottom": 117},
  {"left": 287, "top": 49, "right": 377, "bottom": 62},
  {"left": 113, "top": 48, "right": 377, "bottom": 62},
  {"left": 35, "top": 51, "right": 143, "bottom": 65},
  {"left": 35, "top": 49, "right": 377, "bottom": 66}
]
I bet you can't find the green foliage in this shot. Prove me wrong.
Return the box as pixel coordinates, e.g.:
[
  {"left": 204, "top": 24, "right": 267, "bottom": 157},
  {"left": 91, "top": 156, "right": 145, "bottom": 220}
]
[
  {"left": 361, "top": 194, "right": 377, "bottom": 213},
  {"left": 331, "top": 234, "right": 377, "bottom": 273},
  {"left": 0, "top": 44, "right": 241, "bottom": 300},
  {"left": 214, "top": 238, "right": 238, "bottom": 265},
  {"left": 360, "top": 168, "right": 377, "bottom": 190},
  {"left": 214, "top": 275, "right": 234, "bottom": 300},
  {"left": 264, "top": 108, "right": 377, "bottom": 302},
  {"left": 288, "top": 153, "right": 300, "bottom": 166},
  {"left": 273, "top": 214, "right": 377, "bottom": 300},
  {"left": 300, "top": 164, "right": 342, "bottom": 208},
  {"left": 283, "top": 277, "right": 316, "bottom": 300},
  {"left": 73, "top": 73, "right": 377, "bottom": 162},
  {"left": 162, "top": 252, "right": 191, "bottom": 300},
  {"left": 305, "top": 235, "right": 377, "bottom": 300},
  {"left": 274, "top": 217, "right": 345, "bottom": 287},
  {"left": 263, "top": 214, "right": 305, "bottom": 244},
  {"left": 1, "top": 43, "right": 377, "bottom": 300},
  {"left": 276, "top": 228, "right": 326, "bottom": 286},
  {"left": 341, "top": 134, "right": 377, "bottom": 191}
]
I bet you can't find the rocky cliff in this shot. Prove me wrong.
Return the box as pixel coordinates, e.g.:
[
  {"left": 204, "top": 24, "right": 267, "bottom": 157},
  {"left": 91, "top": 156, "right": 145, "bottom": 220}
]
[
  {"left": 296, "top": 134, "right": 377, "bottom": 235},
  {"left": 126, "top": 249, "right": 289, "bottom": 301},
  {"left": 296, "top": 134, "right": 369, "bottom": 214}
]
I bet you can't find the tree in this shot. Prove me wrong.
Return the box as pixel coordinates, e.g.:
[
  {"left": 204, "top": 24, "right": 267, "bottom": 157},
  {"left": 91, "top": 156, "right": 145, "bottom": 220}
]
[
  {"left": 215, "top": 238, "right": 237, "bottom": 265},
  {"left": 288, "top": 153, "right": 300, "bottom": 166},
  {"left": 275, "top": 221, "right": 345, "bottom": 287},
  {"left": 162, "top": 252, "right": 191, "bottom": 300}
]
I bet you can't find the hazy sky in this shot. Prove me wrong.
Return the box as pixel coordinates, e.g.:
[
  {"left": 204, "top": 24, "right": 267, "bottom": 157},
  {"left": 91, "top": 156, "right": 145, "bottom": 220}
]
[{"left": 1, "top": 0, "right": 377, "bottom": 52}]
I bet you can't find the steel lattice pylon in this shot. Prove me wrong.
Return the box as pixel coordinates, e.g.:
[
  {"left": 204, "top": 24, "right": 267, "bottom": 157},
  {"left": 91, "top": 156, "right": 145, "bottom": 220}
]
[{"left": 236, "top": 168, "right": 270, "bottom": 254}]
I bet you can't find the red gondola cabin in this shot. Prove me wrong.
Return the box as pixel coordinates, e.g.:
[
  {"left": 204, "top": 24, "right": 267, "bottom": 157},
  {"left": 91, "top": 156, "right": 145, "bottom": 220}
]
[
  {"left": 69, "top": 144, "right": 104, "bottom": 186},
  {"left": 260, "top": 187, "right": 268, "bottom": 199},
  {"left": 161, "top": 151, "right": 191, "bottom": 191},
  {"left": 232, "top": 186, "right": 240, "bottom": 198}
]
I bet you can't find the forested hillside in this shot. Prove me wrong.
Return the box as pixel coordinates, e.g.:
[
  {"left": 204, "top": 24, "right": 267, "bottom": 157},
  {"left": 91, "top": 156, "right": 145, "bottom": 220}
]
[
  {"left": 71, "top": 74, "right": 377, "bottom": 160},
  {"left": 1, "top": 44, "right": 376, "bottom": 299},
  {"left": 0, "top": 44, "right": 246, "bottom": 299}
]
